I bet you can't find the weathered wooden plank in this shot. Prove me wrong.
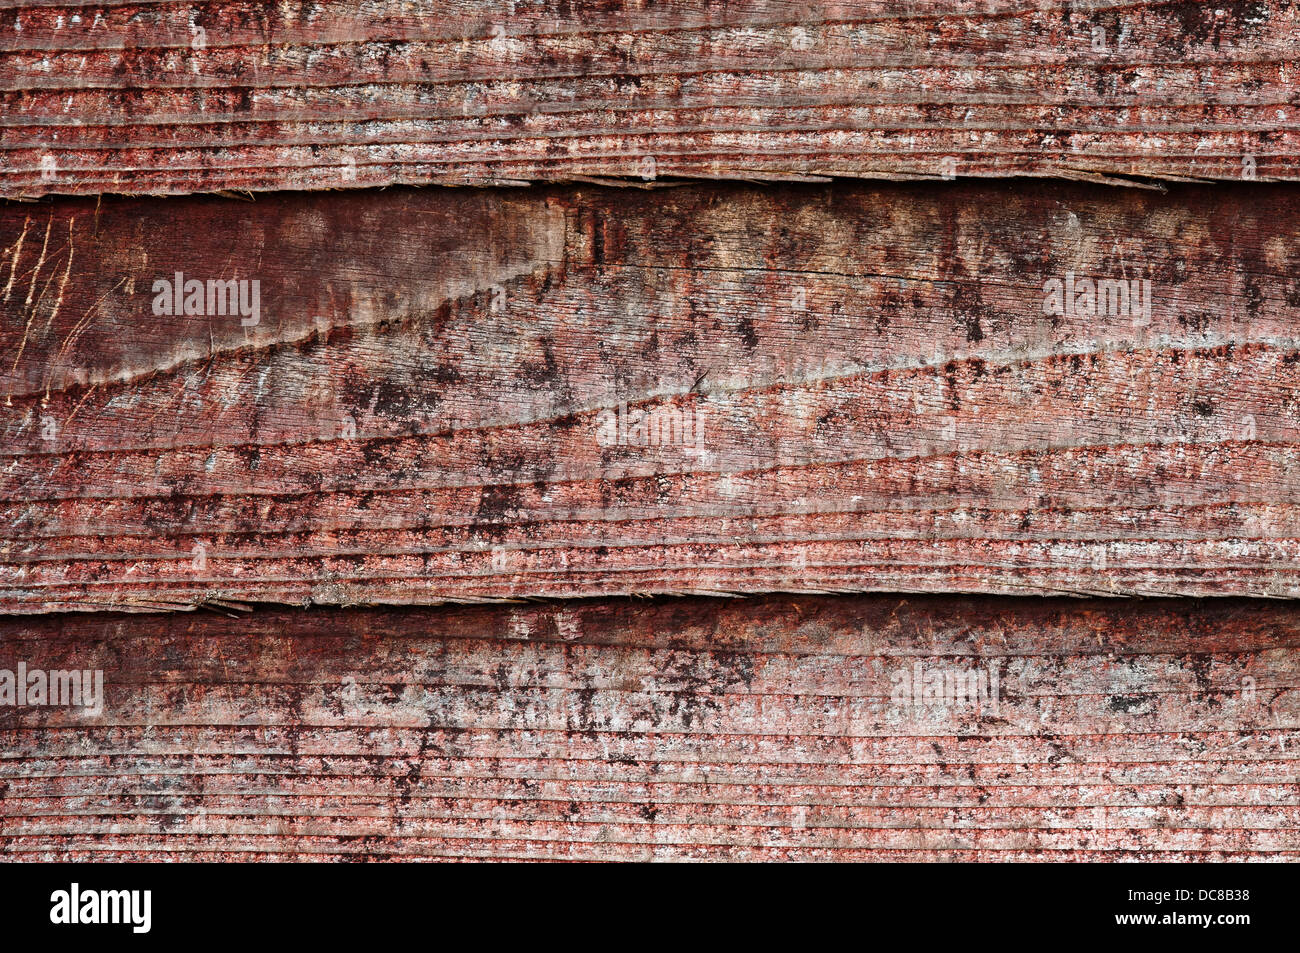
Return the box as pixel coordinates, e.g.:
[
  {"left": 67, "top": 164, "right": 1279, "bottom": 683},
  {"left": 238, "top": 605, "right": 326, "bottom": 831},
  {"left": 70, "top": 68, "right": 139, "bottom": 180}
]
[
  {"left": 1, "top": 0, "right": 1298, "bottom": 196},
  {"left": 2, "top": 594, "right": 1297, "bottom": 860},
  {"left": 4, "top": 179, "right": 1300, "bottom": 610}
]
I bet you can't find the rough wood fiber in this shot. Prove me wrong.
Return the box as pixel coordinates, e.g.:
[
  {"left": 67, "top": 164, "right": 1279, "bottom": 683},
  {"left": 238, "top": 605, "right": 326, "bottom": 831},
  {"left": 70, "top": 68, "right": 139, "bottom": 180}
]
[
  {"left": 1, "top": 594, "right": 1297, "bottom": 861},
  {"left": 2, "top": 0, "right": 1299, "bottom": 197},
  {"left": 3, "top": 179, "right": 1300, "bottom": 611}
]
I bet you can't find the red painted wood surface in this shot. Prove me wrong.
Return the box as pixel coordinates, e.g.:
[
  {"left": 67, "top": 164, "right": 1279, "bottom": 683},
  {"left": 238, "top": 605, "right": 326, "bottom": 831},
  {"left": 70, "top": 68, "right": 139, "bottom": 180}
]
[
  {"left": 4, "top": 180, "right": 1300, "bottom": 611},
  {"left": 2, "top": 594, "right": 1296, "bottom": 860},
  {"left": 3, "top": 0, "right": 1296, "bottom": 868},
  {"left": 2, "top": 0, "right": 1298, "bottom": 197}
]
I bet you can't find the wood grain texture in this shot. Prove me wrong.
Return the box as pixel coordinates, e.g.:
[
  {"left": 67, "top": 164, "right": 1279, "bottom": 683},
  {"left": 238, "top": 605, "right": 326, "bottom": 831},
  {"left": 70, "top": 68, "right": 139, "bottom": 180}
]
[
  {"left": 2, "top": 594, "right": 1297, "bottom": 861},
  {"left": 1, "top": 0, "right": 1298, "bottom": 197},
  {"left": 4, "top": 179, "right": 1300, "bottom": 611}
]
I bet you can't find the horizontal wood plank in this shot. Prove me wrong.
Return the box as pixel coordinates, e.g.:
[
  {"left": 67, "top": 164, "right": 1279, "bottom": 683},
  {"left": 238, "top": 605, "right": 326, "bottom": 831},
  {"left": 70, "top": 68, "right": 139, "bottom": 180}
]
[
  {"left": 4, "top": 179, "right": 1300, "bottom": 610},
  {"left": 2, "top": 594, "right": 1298, "bottom": 860},
  {"left": 1, "top": 0, "right": 1298, "bottom": 196}
]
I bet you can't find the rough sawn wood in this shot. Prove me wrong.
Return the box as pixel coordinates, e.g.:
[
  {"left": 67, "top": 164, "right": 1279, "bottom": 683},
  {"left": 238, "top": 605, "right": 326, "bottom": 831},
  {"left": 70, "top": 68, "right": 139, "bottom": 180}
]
[
  {"left": 2, "top": 0, "right": 1298, "bottom": 196},
  {"left": 3, "top": 179, "right": 1300, "bottom": 610},
  {"left": 2, "top": 594, "right": 1298, "bottom": 861}
]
